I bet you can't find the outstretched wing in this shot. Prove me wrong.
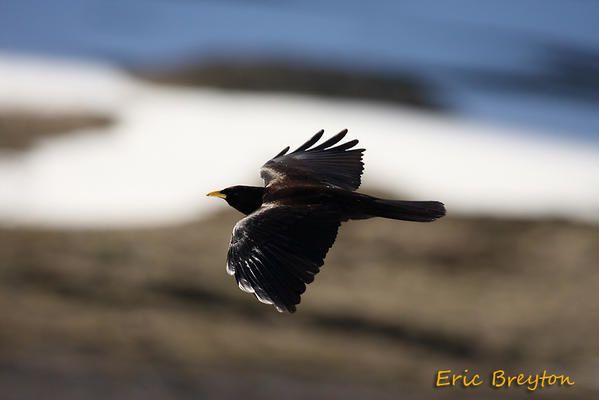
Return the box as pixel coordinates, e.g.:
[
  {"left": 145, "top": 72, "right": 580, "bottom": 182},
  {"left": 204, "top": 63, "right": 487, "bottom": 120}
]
[
  {"left": 260, "top": 129, "right": 365, "bottom": 191},
  {"left": 226, "top": 204, "right": 341, "bottom": 313}
]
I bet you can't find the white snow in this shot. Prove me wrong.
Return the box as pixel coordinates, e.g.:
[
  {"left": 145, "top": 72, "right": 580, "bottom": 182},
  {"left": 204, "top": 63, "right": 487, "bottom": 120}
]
[{"left": 0, "top": 53, "right": 598, "bottom": 228}]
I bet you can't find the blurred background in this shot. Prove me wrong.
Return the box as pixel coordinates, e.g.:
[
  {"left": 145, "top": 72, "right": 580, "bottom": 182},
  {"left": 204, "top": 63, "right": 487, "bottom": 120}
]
[{"left": 1, "top": 1, "right": 598, "bottom": 399}]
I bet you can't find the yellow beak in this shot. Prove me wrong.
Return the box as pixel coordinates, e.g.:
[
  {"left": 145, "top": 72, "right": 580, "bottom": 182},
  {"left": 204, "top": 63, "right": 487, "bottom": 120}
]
[{"left": 206, "top": 190, "right": 226, "bottom": 199}]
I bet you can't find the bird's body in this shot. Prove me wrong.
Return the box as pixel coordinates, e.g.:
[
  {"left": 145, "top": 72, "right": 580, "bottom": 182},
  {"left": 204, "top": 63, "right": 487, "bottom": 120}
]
[{"left": 208, "top": 130, "right": 445, "bottom": 313}]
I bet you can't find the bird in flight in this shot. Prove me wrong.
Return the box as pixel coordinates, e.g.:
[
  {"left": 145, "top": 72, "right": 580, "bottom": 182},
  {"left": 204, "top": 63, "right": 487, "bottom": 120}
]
[{"left": 207, "top": 130, "right": 445, "bottom": 313}]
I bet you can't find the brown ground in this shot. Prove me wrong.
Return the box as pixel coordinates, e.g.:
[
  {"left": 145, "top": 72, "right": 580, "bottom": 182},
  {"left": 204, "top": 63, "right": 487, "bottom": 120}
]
[
  {"left": 135, "top": 61, "right": 442, "bottom": 110},
  {"left": 0, "top": 211, "right": 597, "bottom": 399},
  {"left": 0, "top": 112, "right": 113, "bottom": 150}
]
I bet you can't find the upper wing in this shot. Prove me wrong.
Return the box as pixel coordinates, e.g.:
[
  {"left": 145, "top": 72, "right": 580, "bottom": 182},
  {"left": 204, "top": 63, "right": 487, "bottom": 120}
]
[
  {"left": 226, "top": 204, "right": 341, "bottom": 313},
  {"left": 260, "top": 129, "right": 365, "bottom": 191}
]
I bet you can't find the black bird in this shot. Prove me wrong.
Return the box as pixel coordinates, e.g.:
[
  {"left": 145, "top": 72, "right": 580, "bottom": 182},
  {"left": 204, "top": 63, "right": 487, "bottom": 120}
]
[{"left": 207, "top": 130, "right": 445, "bottom": 313}]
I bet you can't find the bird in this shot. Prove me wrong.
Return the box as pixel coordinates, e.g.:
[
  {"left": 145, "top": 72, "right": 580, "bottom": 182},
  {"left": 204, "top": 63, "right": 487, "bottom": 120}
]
[{"left": 207, "top": 129, "right": 445, "bottom": 313}]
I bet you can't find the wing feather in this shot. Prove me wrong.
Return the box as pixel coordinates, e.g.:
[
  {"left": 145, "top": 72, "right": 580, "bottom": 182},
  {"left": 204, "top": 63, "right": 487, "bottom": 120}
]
[
  {"left": 272, "top": 146, "right": 290, "bottom": 158},
  {"left": 293, "top": 129, "right": 324, "bottom": 152},
  {"left": 226, "top": 205, "right": 341, "bottom": 313},
  {"left": 260, "top": 130, "right": 365, "bottom": 191},
  {"left": 312, "top": 129, "right": 348, "bottom": 150}
]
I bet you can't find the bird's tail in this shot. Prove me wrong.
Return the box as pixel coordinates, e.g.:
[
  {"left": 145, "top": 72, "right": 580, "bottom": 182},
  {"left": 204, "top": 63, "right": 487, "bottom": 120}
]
[{"left": 367, "top": 198, "right": 446, "bottom": 222}]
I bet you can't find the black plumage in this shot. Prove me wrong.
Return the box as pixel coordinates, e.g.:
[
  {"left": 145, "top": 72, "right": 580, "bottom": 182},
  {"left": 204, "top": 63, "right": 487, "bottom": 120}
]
[{"left": 207, "top": 130, "right": 446, "bottom": 313}]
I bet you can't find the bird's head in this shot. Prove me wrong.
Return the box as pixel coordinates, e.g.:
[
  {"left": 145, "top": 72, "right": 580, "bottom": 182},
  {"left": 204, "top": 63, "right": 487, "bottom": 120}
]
[{"left": 207, "top": 185, "right": 265, "bottom": 215}]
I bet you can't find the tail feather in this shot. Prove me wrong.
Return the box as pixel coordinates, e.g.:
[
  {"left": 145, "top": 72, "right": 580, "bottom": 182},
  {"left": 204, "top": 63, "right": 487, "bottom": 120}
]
[{"left": 370, "top": 199, "right": 446, "bottom": 222}]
